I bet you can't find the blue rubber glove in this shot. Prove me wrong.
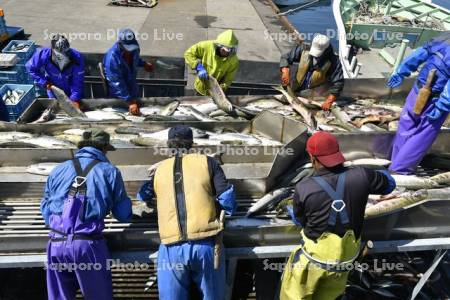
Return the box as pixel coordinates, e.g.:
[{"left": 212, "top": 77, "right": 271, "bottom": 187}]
[
  {"left": 428, "top": 80, "right": 450, "bottom": 121},
  {"left": 195, "top": 63, "right": 208, "bottom": 80},
  {"left": 286, "top": 205, "right": 302, "bottom": 227},
  {"left": 376, "top": 170, "right": 396, "bottom": 195},
  {"left": 427, "top": 106, "right": 444, "bottom": 121},
  {"left": 387, "top": 73, "right": 404, "bottom": 88},
  {"left": 217, "top": 185, "right": 237, "bottom": 216},
  {"left": 387, "top": 47, "right": 430, "bottom": 89}
]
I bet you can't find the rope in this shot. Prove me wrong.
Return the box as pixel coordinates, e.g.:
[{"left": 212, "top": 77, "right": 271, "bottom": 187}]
[{"left": 276, "top": 0, "right": 322, "bottom": 16}]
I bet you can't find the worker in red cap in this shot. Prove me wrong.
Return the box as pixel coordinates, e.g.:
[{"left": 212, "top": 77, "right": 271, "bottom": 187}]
[{"left": 279, "top": 131, "right": 396, "bottom": 300}]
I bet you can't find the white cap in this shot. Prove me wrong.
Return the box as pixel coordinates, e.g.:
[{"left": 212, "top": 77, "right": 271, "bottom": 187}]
[{"left": 310, "top": 34, "right": 330, "bottom": 57}]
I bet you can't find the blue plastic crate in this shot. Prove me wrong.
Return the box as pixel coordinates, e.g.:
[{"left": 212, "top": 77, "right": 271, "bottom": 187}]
[
  {"left": 0, "top": 83, "right": 35, "bottom": 121},
  {"left": 0, "top": 64, "right": 25, "bottom": 84},
  {"left": 2, "top": 40, "right": 36, "bottom": 63}
]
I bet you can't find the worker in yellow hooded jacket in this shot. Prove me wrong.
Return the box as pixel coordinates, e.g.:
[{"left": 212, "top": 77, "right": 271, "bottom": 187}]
[{"left": 184, "top": 29, "right": 239, "bottom": 95}]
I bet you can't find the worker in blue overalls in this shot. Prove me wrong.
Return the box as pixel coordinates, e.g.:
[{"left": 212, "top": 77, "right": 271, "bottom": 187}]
[
  {"left": 41, "top": 129, "right": 132, "bottom": 300},
  {"left": 137, "top": 125, "right": 236, "bottom": 300}
]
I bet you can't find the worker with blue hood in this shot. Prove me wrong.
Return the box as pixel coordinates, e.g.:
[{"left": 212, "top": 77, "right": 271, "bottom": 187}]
[
  {"left": 387, "top": 32, "right": 449, "bottom": 174},
  {"left": 137, "top": 125, "right": 237, "bottom": 300},
  {"left": 103, "top": 28, "right": 154, "bottom": 115},
  {"left": 185, "top": 29, "right": 239, "bottom": 95},
  {"left": 26, "top": 34, "right": 85, "bottom": 109}
]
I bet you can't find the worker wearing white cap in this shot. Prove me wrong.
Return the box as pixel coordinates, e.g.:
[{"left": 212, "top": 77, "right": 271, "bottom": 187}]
[{"left": 280, "top": 34, "right": 344, "bottom": 110}]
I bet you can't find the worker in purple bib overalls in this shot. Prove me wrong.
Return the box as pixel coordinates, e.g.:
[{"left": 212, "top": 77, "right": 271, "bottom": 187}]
[
  {"left": 40, "top": 129, "right": 132, "bottom": 300},
  {"left": 387, "top": 33, "right": 449, "bottom": 174}
]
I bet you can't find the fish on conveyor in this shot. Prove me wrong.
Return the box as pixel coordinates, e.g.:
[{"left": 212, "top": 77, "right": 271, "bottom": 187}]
[
  {"left": 243, "top": 99, "right": 285, "bottom": 111},
  {"left": 392, "top": 174, "right": 439, "bottom": 190},
  {"left": 24, "top": 136, "right": 76, "bottom": 149},
  {"left": 51, "top": 86, "right": 87, "bottom": 118},
  {"left": 195, "top": 102, "right": 219, "bottom": 115},
  {"left": 213, "top": 116, "right": 247, "bottom": 121},
  {"left": 274, "top": 86, "right": 316, "bottom": 130},
  {"left": 54, "top": 134, "right": 83, "bottom": 145},
  {"left": 330, "top": 106, "right": 359, "bottom": 131},
  {"left": 209, "top": 108, "right": 250, "bottom": 119},
  {"left": 63, "top": 128, "right": 86, "bottom": 136},
  {"left": 226, "top": 217, "right": 293, "bottom": 228},
  {"left": 0, "top": 131, "right": 34, "bottom": 142},
  {"left": 177, "top": 106, "right": 215, "bottom": 122},
  {"left": 296, "top": 96, "right": 322, "bottom": 110},
  {"left": 208, "top": 132, "right": 262, "bottom": 146},
  {"left": 84, "top": 110, "right": 124, "bottom": 121},
  {"left": 365, "top": 190, "right": 428, "bottom": 218},
  {"left": 208, "top": 77, "right": 233, "bottom": 113},
  {"left": 429, "top": 172, "right": 450, "bottom": 185},
  {"left": 130, "top": 136, "right": 166, "bottom": 147},
  {"left": 360, "top": 123, "right": 387, "bottom": 132},
  {"left": 102, "top": 107, "right": 129, "bottom": 114},
  {"left": 345, "top": 158, "right": 391, "bottom": 167},
  {"left": 426, "top": 187, "right": 450, "bottom": 200},
  {"left": 155, "top": 59, "right": 180, "bottom": 70},
  {"left": 26, "top": 162, "right": 60, "bottom": 176},
  {"left": 301, "top": 158, "right": 391, "bottom": 169},
  {"left": 32, "top": 105, "right": 56, "bottom": 124},
  {"left": 160, "top": 101, "right": 180, "bottom": 116},
  {"left": 245, "top": 187, "right": 294, "bottom": 217}
]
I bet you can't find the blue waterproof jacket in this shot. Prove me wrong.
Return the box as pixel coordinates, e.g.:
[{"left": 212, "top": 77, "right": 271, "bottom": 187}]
[
  {"left": 103, "top": 43, "right": 145, "bottom": 101},
  {"left": 26, "top": 47, "right": 85, "bottom": 101},
  {"left": 41, "top": 147, "right": 132, "bottom": 225},
  {"left": 397, "top": 33, "right": 449, "bottom": 94}
]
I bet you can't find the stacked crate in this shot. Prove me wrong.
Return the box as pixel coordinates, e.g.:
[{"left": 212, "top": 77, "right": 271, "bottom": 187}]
[{"left": 0, "top": 40, "right": 37, "bottom": 121}]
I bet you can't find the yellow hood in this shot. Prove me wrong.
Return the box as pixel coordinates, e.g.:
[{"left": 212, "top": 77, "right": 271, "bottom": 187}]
[{"left": 215, "top": 30, "right": 239, "bottom": 48}]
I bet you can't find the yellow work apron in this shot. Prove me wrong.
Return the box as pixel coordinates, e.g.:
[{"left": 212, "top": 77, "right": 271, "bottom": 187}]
[{"left": 280, "top": 171, "right": 360, "bottom": 300}]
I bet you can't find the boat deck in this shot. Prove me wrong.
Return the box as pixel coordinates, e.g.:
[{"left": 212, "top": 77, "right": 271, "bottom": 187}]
[{"left": 357, "top": 45, "right": 415, "bottom": 78}]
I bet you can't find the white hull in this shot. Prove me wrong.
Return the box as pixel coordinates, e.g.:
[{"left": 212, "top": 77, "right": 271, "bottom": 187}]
[{"left": 274, "top": 0, "right": 312, "bottom": 6}]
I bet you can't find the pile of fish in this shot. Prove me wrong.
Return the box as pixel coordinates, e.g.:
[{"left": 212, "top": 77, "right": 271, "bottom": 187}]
[
  {"left": 0, "top": 124, "right": 283, "bottom": 152},
  {"left": 275, "top": 86, "right": 403, "bottom": 132},
  {"left": 2, "top": 88, "right": 25, "bottom": 105},
  {"left": 354, "top": 2, "right": 446, "bottom": 30},
  {"left": 9, "top": 42, "right": 31, "bottom": 52}
]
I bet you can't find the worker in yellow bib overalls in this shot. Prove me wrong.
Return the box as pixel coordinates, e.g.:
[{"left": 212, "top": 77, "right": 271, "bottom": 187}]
[
  {"left": 280, "top": 132, "right": 396, "bottom": 299},
  {"left": 280, "top": 34, "right": 344, "bottom": 111}
]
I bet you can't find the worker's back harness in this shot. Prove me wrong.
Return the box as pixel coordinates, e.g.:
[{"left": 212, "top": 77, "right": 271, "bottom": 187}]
[
  {"left": 291, "top": 172, "right": 360, "bottom": 273},
  {"left": 49, "top": 159, "right": 103, "bottom": 242}
]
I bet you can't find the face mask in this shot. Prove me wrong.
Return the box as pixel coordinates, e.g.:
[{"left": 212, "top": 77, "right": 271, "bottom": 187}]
[{"left": 52, "top": 50, "right": 70, "bottom": 71}]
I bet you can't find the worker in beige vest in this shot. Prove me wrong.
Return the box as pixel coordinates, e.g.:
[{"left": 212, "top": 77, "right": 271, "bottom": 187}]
[
  {"left": 137, "top": 125, "right": 236, "bottom": 300},
  {"left": 280, "top": 34, "right": 344, "bottom": 110}
]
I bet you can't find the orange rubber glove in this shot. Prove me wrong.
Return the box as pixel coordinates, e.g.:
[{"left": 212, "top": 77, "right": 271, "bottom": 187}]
[
  {"left": 144, "top": 62, "right": 154, "bottom": 73},
  {"left": 72, "top": 100, "right": 81, "bottom": 110},
  {"left": 128, "top": 100, "right": 141, "bottom": 116},
  {"left": 322, "top": 94, "right": 337, "bottom": 111},
  {"left": 281, "top": 67, "right": 290, "bottom": 87}
]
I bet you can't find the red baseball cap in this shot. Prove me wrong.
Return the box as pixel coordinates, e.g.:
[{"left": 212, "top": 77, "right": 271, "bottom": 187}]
[{"left": 306, "top": 132, "right": 345, "bottom": 167}]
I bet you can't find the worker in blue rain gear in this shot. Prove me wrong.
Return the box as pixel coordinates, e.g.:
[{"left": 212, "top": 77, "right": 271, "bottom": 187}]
[
  {"left": 387, "top": 33, "right": 449, "bottom": 174},
  {"left": 41, "top": 129, "right": 132, "bottom": 300},
  {"left": 26, "top": 34, "right": 85, "bottom": 109},
  {"left": 137, "top": 125, "right": 237, "bottom": 300},
  {"left": 103, "top": 28, "right": 154, "bottom": 116}
]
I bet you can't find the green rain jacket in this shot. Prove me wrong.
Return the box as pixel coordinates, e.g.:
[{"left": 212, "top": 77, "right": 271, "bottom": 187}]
[{"left": 184, "top": 30, "right": 239, "bottom": 95}]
